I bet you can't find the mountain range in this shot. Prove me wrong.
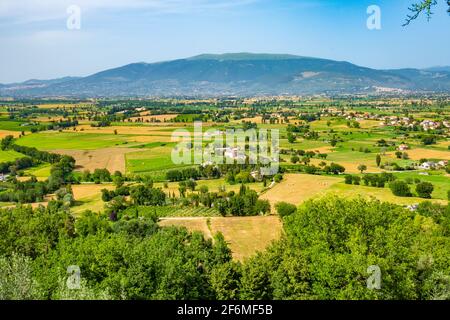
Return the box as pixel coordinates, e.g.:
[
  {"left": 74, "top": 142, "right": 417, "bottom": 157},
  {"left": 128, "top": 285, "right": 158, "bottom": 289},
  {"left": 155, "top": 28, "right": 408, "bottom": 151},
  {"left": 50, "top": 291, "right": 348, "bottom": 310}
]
[{"left": 1, "top": 53, "right": 450, "bottom": 97}]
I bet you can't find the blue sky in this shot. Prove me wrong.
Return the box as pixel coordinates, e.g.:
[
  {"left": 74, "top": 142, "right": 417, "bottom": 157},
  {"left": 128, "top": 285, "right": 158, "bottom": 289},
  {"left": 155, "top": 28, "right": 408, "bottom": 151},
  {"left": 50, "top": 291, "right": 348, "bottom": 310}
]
[{"left": 0, "top": 0, "right": 449, "bottom": 83}]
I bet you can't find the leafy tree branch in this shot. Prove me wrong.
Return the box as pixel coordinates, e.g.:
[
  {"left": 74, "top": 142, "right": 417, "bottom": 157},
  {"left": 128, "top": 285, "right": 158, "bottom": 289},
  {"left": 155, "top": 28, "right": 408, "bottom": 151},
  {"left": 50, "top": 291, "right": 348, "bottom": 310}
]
[{"left": 404, "top": 0, "right": 450, "bottom": 26}]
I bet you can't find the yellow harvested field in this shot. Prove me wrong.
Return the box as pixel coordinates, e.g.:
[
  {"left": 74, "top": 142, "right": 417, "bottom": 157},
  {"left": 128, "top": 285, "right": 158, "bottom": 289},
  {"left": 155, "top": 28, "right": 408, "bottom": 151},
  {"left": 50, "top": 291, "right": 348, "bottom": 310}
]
[
  {"left": 260, "top": 173, "right": 341, "bottom": 208},
  {"left": 336, "top": 162, "right": 379, "bottom": 174},
  {"left": 308, "top": 158, "right": 380, "bottom": 174},
  {"left": 305, "top": 146, "right": 335, "bottom": 154},
  {"left": 72, "top": 184, "right": 115, "bottom": 200},
  {"left": 159, "top": 218, "right": 213, "bottom": 239},
  {"left": 129, "top": 114, "right": 179, "bottom": 122},
  {"left": 211, "top": 216, "right": 282, "bottom": 261},
  {"left": 71, "top": 183, "right": 115, "bottom": 215},
  {"left": 34, "top": 116, "right": 68, "bottom": 122},
  {"left": 232, "top": 116, "right": 263, "bottom": 124},
  {"left": 0, "top": 130, "right": 22, "bottom": 139},
  {"left": 17, "top": 176, "right": 46, "bottom": 182},
  {"left": 52, "top": 147, "right": 139, "bottom": 173},
  {"left": 159, "top": 216, "right": 282, "bottom": 261},
  {"left": 388, "top": 148, "right": 450, "bottom": 160},
  {"left": 436, "top": 140, "right": 450, "bottom": 148},
  {"left": 358, "top": 120, "right": 383, "bottom": 129}
]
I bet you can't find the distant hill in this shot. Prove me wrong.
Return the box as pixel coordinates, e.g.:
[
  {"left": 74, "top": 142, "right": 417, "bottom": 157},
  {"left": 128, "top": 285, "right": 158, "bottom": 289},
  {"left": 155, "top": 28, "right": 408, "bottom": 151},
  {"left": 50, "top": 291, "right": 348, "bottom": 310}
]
[
  {"left": 424, "top": 66, "right": 450, "bottom": 73},
  {"left": 0, "top": 77, "right": 81, "bottom": 94},
  {"left": 1, "top": 53, "right": 450, "bottom": 97},
  {"left": 187, "top": 53, "right": 312, "bottom": 61}
]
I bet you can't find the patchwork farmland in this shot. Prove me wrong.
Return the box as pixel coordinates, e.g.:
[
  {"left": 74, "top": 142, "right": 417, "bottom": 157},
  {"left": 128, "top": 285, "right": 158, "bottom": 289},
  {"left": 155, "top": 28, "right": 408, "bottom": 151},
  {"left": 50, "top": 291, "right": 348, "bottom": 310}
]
[{"left": 0, "top": 97, "right": 449, "bottom": 262}]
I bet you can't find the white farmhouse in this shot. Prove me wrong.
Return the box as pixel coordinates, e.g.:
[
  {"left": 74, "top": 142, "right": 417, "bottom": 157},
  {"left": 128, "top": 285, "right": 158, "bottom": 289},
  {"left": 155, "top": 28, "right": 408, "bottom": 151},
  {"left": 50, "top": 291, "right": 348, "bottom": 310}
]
[{"left": 420, "top": 162, "right": 435, "bottom": 170}]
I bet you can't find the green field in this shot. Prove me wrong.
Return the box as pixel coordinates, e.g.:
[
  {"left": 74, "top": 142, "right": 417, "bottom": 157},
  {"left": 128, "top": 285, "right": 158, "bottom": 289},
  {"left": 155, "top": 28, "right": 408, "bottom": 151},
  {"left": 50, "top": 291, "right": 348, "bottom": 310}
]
[
  {"left": 16, "top": 132, "right": 132, "bottom": 150},
  {"left": 172, "top": 114, "right": 206, "bottom": 122},
  {"left": 24, "top": 164, "right": 52, "bottom": 178},
  {"left": 126, "top": 146, "right": 196, "bottom": 180},
  {"left": 325, "top": 182, "right": 447, "bottom": 205},
  {"left": 71, "top": 192, "right": 104, "bottom": 215},
  {"left": 280, "top": 138, "right": 329, "bottom": 149},
  {"left": 0, "top": 119, "right": 35, "bottom": 131},
  {"left": 126, "top": 146, "right": 182, "bottom": 171},
  {"left": 131, "top": 141, "right": 177, "bottom": 149},
  {"left": 0, "top": 150, "right": 24, "bottom": 162},
  {"left": 394, "top": 171, "right": 450, "bottom": 200}
]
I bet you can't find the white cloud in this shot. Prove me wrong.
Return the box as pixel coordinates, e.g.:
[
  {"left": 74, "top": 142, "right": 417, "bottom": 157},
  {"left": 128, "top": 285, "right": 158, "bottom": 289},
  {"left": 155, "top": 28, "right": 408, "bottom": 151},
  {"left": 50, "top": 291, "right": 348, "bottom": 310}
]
[
  {"left": 29, "top": 29, "right": 92, "bottom": 42},
  {"left": 0, "top": 0, "right": 258, "bottom": 24}
]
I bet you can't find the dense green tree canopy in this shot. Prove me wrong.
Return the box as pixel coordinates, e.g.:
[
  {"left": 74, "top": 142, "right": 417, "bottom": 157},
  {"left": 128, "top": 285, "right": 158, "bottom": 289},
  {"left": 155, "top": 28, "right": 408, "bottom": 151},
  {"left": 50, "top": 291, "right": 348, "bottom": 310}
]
[
  {"left": 240, "top": 197, "right": 450, "bottom": 300},
  {"left": 1, "top": 196, "right": 449, "bottom": 300}
]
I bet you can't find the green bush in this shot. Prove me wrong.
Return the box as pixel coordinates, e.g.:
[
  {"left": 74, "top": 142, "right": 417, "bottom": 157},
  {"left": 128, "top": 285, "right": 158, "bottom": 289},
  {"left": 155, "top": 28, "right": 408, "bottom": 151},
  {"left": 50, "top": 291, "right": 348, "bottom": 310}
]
[
  {"left": 389, "top": 180, "right": 412, "bottom": 197},
  {"left": 416, "top": 182, "right": 434, "bottom": 199},
  {"left": 274, "top": 174, "right": 283, "bottom": 183},
  {"left": 353, "top": 176, "right": 361, "bottom": 185},
  {"left": 345, "top": 175, "right": 353, "bottom": 184},
  {"left": 275, "top": 202, "right": 297, "bottom": 218}
]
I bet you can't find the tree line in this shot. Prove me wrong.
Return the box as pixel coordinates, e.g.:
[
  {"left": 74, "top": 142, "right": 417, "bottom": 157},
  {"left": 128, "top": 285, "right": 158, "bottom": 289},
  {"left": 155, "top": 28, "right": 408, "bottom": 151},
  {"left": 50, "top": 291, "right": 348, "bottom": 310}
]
[{"left": 1, "top": 196, "right": 448, "bottom": 299}]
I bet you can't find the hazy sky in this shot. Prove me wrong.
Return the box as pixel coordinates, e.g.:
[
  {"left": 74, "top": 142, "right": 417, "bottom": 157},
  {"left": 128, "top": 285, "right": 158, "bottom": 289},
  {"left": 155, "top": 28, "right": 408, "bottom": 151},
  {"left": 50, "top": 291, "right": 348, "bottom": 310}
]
[{"left": 1, "top": 0, "right": 449, "bottom": 83}]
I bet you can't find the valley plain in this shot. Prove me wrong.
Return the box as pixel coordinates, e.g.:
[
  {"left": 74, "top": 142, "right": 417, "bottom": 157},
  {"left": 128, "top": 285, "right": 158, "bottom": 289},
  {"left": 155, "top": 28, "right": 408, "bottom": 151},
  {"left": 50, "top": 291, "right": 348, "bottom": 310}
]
[{"left": 1, "top": 97, "right": 449, "bottom": 260}]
